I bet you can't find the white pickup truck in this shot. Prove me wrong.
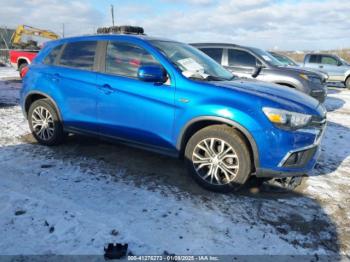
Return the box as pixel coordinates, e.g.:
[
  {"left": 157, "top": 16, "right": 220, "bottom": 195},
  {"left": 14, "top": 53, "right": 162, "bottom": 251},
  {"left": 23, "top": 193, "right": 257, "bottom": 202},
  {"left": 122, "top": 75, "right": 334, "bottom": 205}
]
[{"left": 303, "top": 53, "right": 350, "bottom": 88}]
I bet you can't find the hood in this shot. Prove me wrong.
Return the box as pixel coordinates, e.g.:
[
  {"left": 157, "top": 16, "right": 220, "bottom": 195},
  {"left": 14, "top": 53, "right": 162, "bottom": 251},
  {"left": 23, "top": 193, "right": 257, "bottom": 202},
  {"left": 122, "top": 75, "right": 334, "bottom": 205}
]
[
  {"left": 287, "top": 66, "right": 328, "bottom": 79},
  {"left": 211, "top": 78, "right": 320, "bottom": 113},
  {"left": 275, "top": 65, "right": 322, "bottom": 77}
]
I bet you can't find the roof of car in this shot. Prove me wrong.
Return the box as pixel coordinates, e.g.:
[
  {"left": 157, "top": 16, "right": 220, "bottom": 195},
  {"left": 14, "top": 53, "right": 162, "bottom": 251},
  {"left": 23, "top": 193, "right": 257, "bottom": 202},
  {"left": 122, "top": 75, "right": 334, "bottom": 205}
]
[
  {"left": 191, "top": 43, "right": 240, "bottom": 47},
  {"left": 190, "top": 42, "right": 260, "bottom": 51},
  {"left": 53, "top": 34, "right": 178, "bottom": 44},
  {"left": 305, "top": 53, "right": 338, "bottom": 56}
]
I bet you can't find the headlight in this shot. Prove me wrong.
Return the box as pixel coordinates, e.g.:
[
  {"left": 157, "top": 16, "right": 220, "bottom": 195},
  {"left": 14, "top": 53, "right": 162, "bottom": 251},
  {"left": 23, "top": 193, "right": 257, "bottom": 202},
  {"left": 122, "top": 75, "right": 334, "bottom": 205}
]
[
  {"left": 309, "top": 76, "right": 322, "bottom": 84},
  {"left": 299, "top": 74, "right": 309, "bottom": 81},
  {"left": 300, "top": 74, "right": 322, "bottom": 84},
  {"left": 262, "top": 107, "right": 312, "bottom": 130}
]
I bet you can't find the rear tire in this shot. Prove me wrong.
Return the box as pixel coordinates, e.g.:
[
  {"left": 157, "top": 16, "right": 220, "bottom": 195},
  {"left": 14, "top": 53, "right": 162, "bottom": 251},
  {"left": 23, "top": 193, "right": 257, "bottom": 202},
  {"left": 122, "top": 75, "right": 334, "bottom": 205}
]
[
  {"left": 28, "top": 99, "right": 64, "bottom": 146},
  {"left": 345, "top": 76, "right": 350, "bottom": 89},
  {"left": 184, "top": 125, "right": 252, "bottom": 193}
]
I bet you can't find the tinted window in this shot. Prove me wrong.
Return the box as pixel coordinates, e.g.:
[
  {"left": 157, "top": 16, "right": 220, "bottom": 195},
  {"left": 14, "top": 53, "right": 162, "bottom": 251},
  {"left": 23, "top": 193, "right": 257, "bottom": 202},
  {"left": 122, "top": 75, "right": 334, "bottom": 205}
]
[
  {"left": 43, "top": 45, "right": 62, "bottom": 65},
  {"left": 199, "top": 48, "right": 223, "bottom": 63},
  {"left": 321, "top": 55, "right": 338, "bottom": 65},
  {"left": 309, "top": 55, "right": 320, "bottom": 63},
  {"left": 59, "top": 41, "right": 97, "bottom": 70},
  {"left": 106, "top": 41, "right": 159, "bottom": 78},
  {"left": 228, "top": 49, "right": 257, "bottom": 67}
]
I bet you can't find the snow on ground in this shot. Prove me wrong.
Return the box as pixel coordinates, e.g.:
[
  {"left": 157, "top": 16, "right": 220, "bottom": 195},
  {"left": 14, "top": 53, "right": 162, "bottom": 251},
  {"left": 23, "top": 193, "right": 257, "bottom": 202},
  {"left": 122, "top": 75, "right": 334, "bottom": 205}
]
[
  {"left": 0, "top": 65, "right": 20, "bottom": 80},
  {"left": 0, "top": 67, "right": 349, "bottom": 256}
]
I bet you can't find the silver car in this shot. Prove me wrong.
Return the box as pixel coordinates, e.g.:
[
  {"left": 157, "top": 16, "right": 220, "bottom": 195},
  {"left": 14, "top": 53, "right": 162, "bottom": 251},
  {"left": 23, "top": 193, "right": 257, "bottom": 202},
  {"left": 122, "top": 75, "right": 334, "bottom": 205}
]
[{"left": 303, "top": 53, "right": 350, "bottom": 88}]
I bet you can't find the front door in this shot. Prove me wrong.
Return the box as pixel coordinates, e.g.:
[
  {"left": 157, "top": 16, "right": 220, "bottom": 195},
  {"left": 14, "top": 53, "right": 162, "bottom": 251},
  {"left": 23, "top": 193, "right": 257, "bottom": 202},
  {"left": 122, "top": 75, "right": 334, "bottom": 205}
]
[
  {"left": 319, "top": 55, "right": 345, "bottom": 82},
  {"left": 96, "top": 41, "right": 176, "bottom": 150}
]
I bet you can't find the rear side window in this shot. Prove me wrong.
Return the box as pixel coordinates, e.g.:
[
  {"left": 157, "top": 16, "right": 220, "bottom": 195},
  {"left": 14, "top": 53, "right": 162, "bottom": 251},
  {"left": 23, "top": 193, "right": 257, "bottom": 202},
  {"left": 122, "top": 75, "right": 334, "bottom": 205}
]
[
  {"left": 308, "top": 55, "right": 320, "bottom": 63},
  {"left": 59, "top": 41, "right": 97, "bottom": 70},
  {"left": 199, "top": 48, "right": 223, "bottom": 63},
  {"left": 321, "top": 55, "right": 338, "bottom": 65},
  {"left": 105, "top": 41, "right": 160, "bottom": 78},
  {"left": 43, "top": 45, "right": 62, "bottom": 65},
  {"left": 228, "top": 49, "right": 257, "bottom": 67}
]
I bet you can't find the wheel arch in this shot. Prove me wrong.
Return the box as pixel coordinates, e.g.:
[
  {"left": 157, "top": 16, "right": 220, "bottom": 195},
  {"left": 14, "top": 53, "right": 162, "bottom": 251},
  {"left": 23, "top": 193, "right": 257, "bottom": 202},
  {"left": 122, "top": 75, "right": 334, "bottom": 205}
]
[
  {"left": 274, "top": 82, "right": 297, "bottom": 88},
  {"left": 24, "top": 92, "right": 62, "bottom": 121},
  {"left": 17, "top": 57, "right": 30, "bottom": 68},
  {"left": 176, "top": 116, "right": 259, "bottom": 170}
]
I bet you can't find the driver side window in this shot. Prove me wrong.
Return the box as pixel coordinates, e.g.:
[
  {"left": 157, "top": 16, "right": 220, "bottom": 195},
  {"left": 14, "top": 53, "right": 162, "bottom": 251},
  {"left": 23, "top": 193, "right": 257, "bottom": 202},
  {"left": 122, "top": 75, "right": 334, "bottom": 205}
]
[
  {"left": 228, "top": 49, "right": 257, "bottom": 67},
  {"left": 105, "top": 41, "right": 160, "bottom": 78},
  {"left": 321, "top": 56, "right": 338, "bottom": 65}
]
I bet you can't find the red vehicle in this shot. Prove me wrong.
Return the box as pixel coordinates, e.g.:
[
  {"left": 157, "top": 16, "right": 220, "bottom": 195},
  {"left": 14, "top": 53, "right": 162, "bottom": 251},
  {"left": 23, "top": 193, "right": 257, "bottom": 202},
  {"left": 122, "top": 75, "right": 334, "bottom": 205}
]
[
  {"left": 9, "top": 50, "right": 38, "bottom": 77},
  {"left": 8, "top": 25, "right": 59, "bottom": 77}
]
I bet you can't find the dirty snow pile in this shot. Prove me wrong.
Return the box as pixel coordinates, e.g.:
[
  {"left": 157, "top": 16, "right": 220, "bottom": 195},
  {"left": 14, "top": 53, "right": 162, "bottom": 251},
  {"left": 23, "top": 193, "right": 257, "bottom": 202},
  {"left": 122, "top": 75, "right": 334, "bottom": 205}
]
[{"left": 0, "top": 69, "right": 349, "bottom": 256}]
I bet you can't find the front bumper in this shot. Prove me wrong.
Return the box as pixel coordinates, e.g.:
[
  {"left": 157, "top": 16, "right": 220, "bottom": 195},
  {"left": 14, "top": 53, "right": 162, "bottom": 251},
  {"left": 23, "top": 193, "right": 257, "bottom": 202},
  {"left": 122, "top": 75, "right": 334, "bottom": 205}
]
[{"left": 254, "top": 119, "right": 326, "bottom": 178}]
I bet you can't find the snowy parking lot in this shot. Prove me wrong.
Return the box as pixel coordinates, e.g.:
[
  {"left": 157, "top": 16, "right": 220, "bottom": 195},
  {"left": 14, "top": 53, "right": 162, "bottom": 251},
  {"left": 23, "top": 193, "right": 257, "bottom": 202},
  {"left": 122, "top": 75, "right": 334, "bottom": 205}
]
[{"left": 0, "top": 66, "right": 349, "bottom": 257}]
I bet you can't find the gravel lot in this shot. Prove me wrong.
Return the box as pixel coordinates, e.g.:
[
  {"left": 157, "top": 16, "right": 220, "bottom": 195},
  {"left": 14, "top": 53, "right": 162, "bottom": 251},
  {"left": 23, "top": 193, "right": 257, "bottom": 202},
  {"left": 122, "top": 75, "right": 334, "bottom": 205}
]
[{"left": 0, "top": 66, "right": 349, "bottom": 257}]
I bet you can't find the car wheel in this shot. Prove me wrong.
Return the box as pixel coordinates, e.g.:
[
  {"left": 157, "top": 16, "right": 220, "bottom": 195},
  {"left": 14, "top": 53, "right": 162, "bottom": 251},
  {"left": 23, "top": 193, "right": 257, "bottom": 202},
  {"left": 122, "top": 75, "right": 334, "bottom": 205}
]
[
  {"left": 345, "top": 76, "right": 350, "bottom": 89},
  {"left": 185, "top": 125, "right": 252, "bottom": 193},
  {"left": 28, "top": 99, "right": 64, "bottom": 146},
  {"left": 18, "top": 62, "right": 28, "bottom": 78}
]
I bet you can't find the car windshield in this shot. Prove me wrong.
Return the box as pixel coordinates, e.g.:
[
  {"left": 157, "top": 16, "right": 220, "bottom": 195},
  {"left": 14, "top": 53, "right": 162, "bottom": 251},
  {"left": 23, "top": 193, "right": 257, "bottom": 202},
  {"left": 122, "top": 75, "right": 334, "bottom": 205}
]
[
  {"left": 150, "top": 40, "right": 234, "bottom": 81},
  {"left": 251, "top": 48, "right": 284, "bottom": 67},
  {"left": 271, "top": 53, "right": 298, "bottom": 66}
]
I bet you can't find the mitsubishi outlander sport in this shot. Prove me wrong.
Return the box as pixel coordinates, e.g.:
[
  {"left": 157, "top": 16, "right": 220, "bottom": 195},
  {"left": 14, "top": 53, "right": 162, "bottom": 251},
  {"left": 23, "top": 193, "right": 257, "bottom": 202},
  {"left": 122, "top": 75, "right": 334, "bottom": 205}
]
[{"left": 20, "top": 33, "right": 327, "bottom": 192}]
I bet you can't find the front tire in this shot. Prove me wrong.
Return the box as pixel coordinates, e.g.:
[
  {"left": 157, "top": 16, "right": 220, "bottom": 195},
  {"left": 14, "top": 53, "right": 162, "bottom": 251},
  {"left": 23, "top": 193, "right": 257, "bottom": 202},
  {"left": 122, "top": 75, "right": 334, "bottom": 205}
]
[
  {"left": 184, "top": 125, "right": 252, "bottom": 193},
  {"left": 28, "top": 99, "right": 64, "bottom": 146}
]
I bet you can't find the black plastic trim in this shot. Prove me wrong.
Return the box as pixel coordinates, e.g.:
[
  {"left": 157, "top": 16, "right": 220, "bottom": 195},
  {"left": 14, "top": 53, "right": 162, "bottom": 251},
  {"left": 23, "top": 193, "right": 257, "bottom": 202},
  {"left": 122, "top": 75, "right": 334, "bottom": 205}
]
[{"left": 177, "top": 116, "right": 259, "bottom": 168}]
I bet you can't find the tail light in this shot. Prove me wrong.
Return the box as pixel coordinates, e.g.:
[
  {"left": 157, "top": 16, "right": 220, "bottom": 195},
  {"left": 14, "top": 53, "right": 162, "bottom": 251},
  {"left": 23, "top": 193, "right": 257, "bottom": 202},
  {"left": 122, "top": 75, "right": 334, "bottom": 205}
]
[{"left": 20, "top": 66, "right": 29, "bottom": 78}]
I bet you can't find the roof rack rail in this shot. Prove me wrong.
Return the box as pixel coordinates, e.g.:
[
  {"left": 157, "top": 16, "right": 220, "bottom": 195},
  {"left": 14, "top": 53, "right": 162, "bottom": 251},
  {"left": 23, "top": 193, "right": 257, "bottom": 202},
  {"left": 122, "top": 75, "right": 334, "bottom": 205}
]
[{"left": 97, "top": 26, "right": 145, "bottom": 35}]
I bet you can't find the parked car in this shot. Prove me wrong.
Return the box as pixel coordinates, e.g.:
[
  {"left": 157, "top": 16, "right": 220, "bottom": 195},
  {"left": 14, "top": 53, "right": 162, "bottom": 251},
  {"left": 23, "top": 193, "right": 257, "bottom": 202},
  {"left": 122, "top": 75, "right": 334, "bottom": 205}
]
[
  {"left": 192, "top": 43, "right": 327, "bottom": 103},
  {"left": 269, "top": 51, "right": 329, "bottom": 81},
  {"left": 9, "top": 50, "right": 38, "bottom": 77},
  {"left": 20, "top": 34, "right": 327, "bottom": 192},
  {"left": 303, "top": 53, "right": 350, "bottom": 88}
]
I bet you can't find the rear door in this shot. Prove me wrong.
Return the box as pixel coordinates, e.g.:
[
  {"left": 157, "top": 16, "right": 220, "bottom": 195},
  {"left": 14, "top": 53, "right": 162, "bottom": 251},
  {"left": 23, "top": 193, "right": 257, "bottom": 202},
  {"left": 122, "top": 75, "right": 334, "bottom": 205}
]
[
  {"left": 95, "top": 40, "right": 176, "bottom": 150},
  {"left": 54, "top": 40, "right": 99, "bottom": 132}
]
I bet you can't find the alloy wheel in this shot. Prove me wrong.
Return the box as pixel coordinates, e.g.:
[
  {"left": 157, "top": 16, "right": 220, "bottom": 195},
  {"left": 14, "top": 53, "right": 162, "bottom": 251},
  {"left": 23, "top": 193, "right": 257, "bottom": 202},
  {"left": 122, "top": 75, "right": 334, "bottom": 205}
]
[
  {"left": 192, "top": 137, "right": 239, "bottom": 185},
  {"left": 31, "top": 106, "right": 55, "bottom": 141}
]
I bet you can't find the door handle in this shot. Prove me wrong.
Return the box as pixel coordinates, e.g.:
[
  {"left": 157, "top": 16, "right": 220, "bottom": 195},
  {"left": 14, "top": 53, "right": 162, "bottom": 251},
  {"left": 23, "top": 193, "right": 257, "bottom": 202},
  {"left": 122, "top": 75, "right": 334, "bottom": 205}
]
[{"left": 319, "top": 65, "right": 323, "bottom": 68}]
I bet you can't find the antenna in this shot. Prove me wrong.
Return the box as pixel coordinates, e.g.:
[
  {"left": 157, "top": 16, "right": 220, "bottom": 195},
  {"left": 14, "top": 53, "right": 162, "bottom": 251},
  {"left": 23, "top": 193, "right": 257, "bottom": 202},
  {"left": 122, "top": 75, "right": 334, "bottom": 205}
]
[{"left": 111, "top": 5, "right": 115, "bottom": 26}]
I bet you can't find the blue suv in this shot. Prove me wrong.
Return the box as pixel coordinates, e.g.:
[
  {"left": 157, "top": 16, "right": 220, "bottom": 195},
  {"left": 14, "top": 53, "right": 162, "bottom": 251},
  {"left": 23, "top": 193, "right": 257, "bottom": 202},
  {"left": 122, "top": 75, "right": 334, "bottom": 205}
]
[{"left": 20, "top": 33, "right": 327, "bottom": 192}]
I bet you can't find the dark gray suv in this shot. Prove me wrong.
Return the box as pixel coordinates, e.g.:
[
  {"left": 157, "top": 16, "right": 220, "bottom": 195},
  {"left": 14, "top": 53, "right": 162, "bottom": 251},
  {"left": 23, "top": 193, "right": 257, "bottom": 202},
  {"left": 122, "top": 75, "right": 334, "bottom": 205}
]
[{"left": 192, "top": 43, "right": 327, "bottom": 103}]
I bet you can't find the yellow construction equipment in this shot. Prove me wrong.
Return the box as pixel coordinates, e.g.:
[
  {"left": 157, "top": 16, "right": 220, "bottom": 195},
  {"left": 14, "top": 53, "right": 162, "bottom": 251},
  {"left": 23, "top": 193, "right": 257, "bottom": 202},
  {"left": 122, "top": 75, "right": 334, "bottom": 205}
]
[{"left": 11, "top": 25, "right": 59, "bottom": 49}]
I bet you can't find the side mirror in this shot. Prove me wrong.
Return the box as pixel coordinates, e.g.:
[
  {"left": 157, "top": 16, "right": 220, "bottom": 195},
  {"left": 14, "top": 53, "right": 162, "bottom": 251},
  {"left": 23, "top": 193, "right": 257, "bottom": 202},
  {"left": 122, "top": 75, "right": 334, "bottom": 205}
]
[
  {"left": 137, "top": 65, "right": 167, "bottom": 83},
  {"left": 252, "top": 65, "right": 263, "bottom": 78},
  {"left": 337, "top": 61, "right": 343, "bottom": 66}
]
